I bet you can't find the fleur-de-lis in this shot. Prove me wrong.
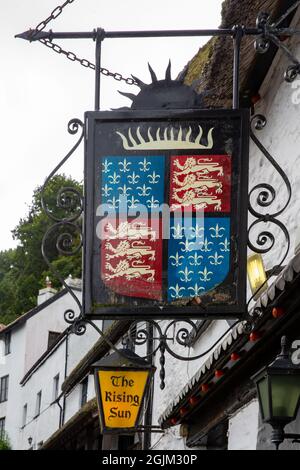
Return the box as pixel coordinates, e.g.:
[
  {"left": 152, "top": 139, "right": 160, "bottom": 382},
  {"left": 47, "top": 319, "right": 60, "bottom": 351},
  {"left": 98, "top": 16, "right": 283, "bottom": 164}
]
[
  {"left": 169, "top": 284, "right": 185, "bottom": 299},
  {"left": 209, "top": 224, "right": 225, "bottom": 238},
  {"left": 127, "top": 171, "right": 140, "bottom": 184},
  {"left": 119, "top": 158, "right": 131, "bottom": 173},
  {"left": 101, "top": 184, "right": 112, "bottom": 197},
  {"left": 188, "top": 283, "right": 205, "bottom": 296},
  {"left": 118, "top": 184, "right": 131, "bottom": 197},
  {"left": 107, "top": 196, "right": 120, "bottom": 209},
  {"left": 188, "top": 253, "right": 203, "bottom": 266},
  {"left": 198, "top": 267, "right": 213, "bottom": 282},
  {"left": 219, "top": 238, "right": 230, "bottom": 252},
  {"left": 171, "top": 224, "right": 184, "bottom": 239},
  {"left": 137, "top": 184, "right": 151, "bottom": 197},
  {"left": 128, "top": 196, "right": 139, "bottom": 209},
  {"left": 179, "top": 267, "right": 194, "bottom": 283},
  {"left": 179, "top": 239, "right": 195, "bottom": 253},
  {"left": 199, "top": 238, "right": 213, "bottom": 252},
  {"left": 139, "top": 158, "right": 151, "bottom": 172},
  {"left": 108, "top": 172, "right": 121, "bottom": 185},
  {"left": 148, "top": 171, "right": 160, "bottom": 184},
  {"left": 190, "top": 224, "right": 204, "bottom": 239},
  {"left": 169, "top": 252, "right": 184, "bottom": 267},
  {"left": 102, "top": 159, "right": 112, "bottom": 174},
  {"left": 147, "top": 196, "right": 159, "bottom": 208},
  {"left": 208, "top": 252, "right": 224, "bottom": 266}
]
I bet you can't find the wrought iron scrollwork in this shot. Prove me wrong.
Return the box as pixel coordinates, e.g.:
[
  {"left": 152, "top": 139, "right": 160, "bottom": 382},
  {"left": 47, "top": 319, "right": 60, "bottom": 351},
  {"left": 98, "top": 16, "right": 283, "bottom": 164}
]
[
  {"left": 40, "top": 119, "right": 151, "bottom": 362},
  {"left": 246, "top": 114, "right": 292, "bottom": 320},
  {"left": 255, "top": 6, "right": 300, "bottom": 83},
  {"left": 41, "top": 118, "right": 84, "bottom": 324},
  {"left": 122, "top": 319, "right": 241, "bottom": 389}
]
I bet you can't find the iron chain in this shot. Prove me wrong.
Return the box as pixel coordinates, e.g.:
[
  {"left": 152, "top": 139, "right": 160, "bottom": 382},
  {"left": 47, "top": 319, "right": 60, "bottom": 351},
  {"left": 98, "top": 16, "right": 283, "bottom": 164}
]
[
  {"left": 31, "top": 0, "right": 75, "bottom": 38},
  {"left": 31, "top": 0, "right": 137, "bottom": 85},
  {"left": 39, "top": 38, "right": 137, "bottom": 85}
]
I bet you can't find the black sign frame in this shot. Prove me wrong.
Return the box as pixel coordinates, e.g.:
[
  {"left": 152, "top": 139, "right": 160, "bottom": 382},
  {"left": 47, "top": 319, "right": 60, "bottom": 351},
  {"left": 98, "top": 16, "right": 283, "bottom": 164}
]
[{"left": 83, "top": 108, "right": 250, "bottom": 320}]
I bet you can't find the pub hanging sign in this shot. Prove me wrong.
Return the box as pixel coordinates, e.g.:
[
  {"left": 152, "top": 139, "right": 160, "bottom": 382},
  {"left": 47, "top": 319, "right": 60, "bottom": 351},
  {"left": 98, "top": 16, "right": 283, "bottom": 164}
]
[{"left": 83, "top": 109, "right": 249, "bottom": 319}]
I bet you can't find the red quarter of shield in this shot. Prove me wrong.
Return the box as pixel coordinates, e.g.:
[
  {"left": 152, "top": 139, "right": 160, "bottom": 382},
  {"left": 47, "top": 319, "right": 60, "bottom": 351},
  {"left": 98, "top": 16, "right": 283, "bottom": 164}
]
[
  {"left": 169, "top": 155, "right": 231, "bottom": 213},
  {"left": 101, "top": 218, "right": 162, "bottom": 300}
]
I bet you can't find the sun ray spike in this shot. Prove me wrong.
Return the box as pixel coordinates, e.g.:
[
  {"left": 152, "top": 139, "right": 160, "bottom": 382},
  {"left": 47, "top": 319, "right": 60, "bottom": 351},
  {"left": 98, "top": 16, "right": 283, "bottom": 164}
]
[
  {"left": 165, "top": 60, "right": 172, "bottom": 81},
  {"left": 148, "top": 63, "right": 158, "bottom": 83},
  {"left": 118, "top": 91, "right": 137, "bottom": 102},
  {"left": 131, "top": 75, "right": 147, "bottom": 89}
]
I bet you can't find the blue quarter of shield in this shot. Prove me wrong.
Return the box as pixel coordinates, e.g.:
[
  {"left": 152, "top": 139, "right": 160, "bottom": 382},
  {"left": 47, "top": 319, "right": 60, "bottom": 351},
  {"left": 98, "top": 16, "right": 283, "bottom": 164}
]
[
  {"left": 168, "top": 217, "right": 230, "bottom": 301},
  {"left": 101, "top": 156, "right": 165, "bottom": 213}
]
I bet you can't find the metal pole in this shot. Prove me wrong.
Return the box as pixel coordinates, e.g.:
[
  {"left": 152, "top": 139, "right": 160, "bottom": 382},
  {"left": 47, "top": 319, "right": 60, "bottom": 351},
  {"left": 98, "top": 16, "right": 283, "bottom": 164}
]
[
  {"left": 94, "top": 28, "right": 104, "bottom": 111},
  {"left": 232, "top": 26, "right": 243, "bottom": 110},
  {"left": 144, "top": 323, "right": 154, "bottom": 450},
  {"left": 16, "top": 27, "right": 261, "bottom": 42}
]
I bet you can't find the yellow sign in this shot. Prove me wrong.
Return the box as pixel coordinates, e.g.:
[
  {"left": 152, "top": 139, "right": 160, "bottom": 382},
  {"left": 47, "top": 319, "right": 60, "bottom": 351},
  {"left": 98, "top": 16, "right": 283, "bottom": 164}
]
[{"left": 98, "top": 370, "right": 149, "bottom": 428}]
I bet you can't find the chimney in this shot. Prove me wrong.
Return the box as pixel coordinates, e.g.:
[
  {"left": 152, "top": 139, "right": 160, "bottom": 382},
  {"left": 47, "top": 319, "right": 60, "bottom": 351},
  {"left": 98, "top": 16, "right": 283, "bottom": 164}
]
[
  {"left": 64, "top": 274, "right": 82, "bottom": 289},
  {"left": 37, "top": 277, "right": 57, "bottom": 306}
]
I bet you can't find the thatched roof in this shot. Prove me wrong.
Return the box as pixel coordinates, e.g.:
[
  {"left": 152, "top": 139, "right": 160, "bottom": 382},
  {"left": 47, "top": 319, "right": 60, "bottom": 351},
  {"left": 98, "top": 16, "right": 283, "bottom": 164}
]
[{"left": 183, "top": 0, "right": 298, "bottom": 107}]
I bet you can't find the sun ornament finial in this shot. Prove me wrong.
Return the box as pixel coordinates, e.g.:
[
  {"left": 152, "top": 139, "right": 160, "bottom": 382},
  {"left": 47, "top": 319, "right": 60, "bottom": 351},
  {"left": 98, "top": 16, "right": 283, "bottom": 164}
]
[{"left": 118, "top": 61, "right": 205, "bottom": 110}]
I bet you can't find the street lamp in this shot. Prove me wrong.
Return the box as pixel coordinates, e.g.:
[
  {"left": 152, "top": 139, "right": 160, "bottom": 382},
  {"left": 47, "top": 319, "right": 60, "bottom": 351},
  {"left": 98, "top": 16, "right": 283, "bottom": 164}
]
[
  {"left": 252, "top": 336, "right": 300, "bottom": 449},
  {"left": 91, "top": 349, "right": 156, "bottom": 434}
]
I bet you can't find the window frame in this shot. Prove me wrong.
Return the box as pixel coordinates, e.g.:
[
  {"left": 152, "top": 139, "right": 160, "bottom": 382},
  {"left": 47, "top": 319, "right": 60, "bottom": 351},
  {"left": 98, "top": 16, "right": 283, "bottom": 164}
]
[
  {"left": 47, "top": 331, "right": 61, "bottom": 350},
  {"left": 22, "top": 404, "right": 27, "bottom": 428},
  {"left": 35, "top": 390, "right": 42, "bottom": 418},
  {"left": 0, "top": 417, "right": 5, "bottom": 439},
  {"left": 80, "top": 377, "right": 88, "bottom": 408},
  {"left": 0, "top": 375, "right": 9, "bottom": 403},
  {"left": 52, "top": 374, "right": 60, "bottom": 402},
  {"left": 4, "top": 331, "right": 11, "bottom": 356}
]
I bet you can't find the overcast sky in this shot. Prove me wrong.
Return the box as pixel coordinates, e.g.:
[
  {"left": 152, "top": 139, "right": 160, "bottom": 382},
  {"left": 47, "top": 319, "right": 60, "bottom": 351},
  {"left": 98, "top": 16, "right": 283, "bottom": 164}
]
[{"left": 0, "top": 0, "right": 223, "bottom": 250}]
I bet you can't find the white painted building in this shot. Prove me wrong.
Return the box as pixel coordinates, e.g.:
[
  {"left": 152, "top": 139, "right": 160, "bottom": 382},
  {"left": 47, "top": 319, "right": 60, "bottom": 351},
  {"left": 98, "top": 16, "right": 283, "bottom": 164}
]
[
  {"left": 0, "top": 280, "right": 101, "bottom": 450},
  {"left": 149, "top": 0, "right": 300, "bottom": 451}
]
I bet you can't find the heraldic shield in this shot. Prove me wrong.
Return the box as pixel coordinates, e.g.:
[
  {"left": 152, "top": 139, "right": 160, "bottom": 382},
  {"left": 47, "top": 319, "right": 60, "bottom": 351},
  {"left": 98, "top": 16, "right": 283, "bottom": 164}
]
[{"left": 84, "top": 109, "right": 249, "bottom": 319}]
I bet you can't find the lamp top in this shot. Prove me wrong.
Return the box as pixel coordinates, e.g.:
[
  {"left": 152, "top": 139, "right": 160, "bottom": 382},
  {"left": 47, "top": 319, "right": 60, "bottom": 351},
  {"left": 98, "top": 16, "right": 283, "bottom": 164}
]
[
  {"left": 252, "top": 336, "right": 300, "bottom": 382},
  {"left": 91, "top": 348, "right": 155, "bottom": 370}
]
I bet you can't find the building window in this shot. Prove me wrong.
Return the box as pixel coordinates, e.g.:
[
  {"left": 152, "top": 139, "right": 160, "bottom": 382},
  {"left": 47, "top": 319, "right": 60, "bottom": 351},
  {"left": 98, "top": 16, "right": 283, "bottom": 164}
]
[
  {"left": 52, "top": 374, "right": 59, "bottom": 402},
  {"left": 47, "top": 331, "right": 61, "bottom": 349},
  {"left": 22, "top": 404, "right": 27, "bottom": 428},
  {"left": 80, "top": 377, "right": 88, "bottom": 408},
  {"left": 4, "top": 332, "right": 11, "bottom": 355},
  {"left": 0, "top": 417, "right": 5, "bottom": 439},
  {"left": 0, "top": 375, "right": 9, "bottom": 403},
  {"left": 35, "top": 391, "right": 42, "bottom": 417}
]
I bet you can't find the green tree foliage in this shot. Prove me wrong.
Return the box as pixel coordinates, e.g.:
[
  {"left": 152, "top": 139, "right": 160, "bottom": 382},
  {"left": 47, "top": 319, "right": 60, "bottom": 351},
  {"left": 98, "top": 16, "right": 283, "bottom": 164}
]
[
  {"left": 0, "top": 175, "right": 82, "bottom": 325},
  {"left": 0, "top": 433, "right": 11, "bottom": 450}
]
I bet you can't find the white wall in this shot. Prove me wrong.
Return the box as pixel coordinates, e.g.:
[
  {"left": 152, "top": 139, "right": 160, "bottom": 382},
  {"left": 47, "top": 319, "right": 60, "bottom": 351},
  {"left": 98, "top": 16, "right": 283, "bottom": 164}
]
[
  {"left": 0, "top": 288, "right": 102, "bottom": 450},
  {"left": 149, "top": 320, "right": 229, "bottom": 450},
  {"left": 24, "top": 291, "right": 81, "bottom": 373},
  {"left": 248, "top": 11, "right": 300, "bottom": 272},
  {"left": 0, "top": 324, "right": 26, "bottom": 448},
  {"left": 228, "top": 400, "right": 259, "bottom": 451}
]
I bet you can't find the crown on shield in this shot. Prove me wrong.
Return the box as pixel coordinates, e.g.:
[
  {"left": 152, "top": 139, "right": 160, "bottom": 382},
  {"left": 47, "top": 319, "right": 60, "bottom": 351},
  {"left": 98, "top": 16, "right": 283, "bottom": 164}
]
[{"left": 116, "top": 126, "right": 214, "bottom": 150}]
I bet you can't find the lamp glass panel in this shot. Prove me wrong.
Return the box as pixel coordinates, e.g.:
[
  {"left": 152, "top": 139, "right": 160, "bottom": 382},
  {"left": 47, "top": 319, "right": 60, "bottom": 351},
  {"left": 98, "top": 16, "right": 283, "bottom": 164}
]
[
  {"left": 271, "top": 375, "right": 300, "bottom": 418},
  {"left": 247, "top": 254, "right": 268, "bottom": 300},
  {"left": 98, "top": 369, "right": 149, "bottom": 429},
  {"left": 257, "top": 376, "right": 270, "bottom": 420}
]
